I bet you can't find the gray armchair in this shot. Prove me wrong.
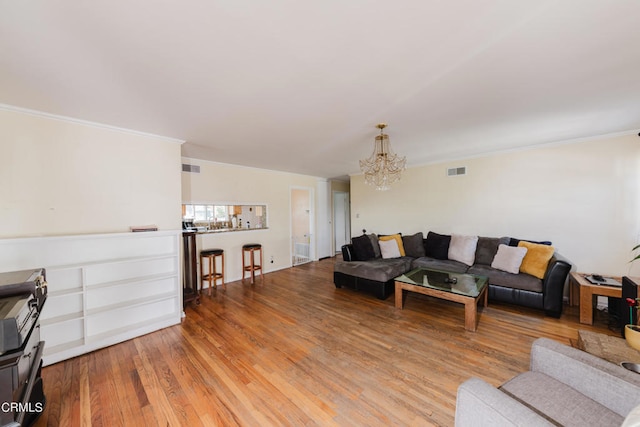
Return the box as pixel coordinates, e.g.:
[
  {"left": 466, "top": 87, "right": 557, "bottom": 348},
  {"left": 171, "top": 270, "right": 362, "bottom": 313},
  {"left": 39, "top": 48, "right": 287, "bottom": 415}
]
[{"left": 455, "top": 338, "right": 640, "bottom": 426}]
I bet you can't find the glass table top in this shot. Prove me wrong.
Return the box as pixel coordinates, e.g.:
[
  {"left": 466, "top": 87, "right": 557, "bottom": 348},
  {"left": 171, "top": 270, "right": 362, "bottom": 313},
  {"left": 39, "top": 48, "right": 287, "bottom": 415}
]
[{"left": 395, "top": 268, "right": 488, "bottom": 298}]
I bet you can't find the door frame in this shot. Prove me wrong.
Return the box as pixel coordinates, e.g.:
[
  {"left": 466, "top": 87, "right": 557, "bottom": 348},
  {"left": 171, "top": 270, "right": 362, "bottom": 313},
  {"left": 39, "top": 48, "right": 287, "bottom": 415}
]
[
  {"left": 332, "top": 190, "right": 350, "bottom": 254},
  {"left": 290, "top": 186, "right": 315, "bottom": 265}
]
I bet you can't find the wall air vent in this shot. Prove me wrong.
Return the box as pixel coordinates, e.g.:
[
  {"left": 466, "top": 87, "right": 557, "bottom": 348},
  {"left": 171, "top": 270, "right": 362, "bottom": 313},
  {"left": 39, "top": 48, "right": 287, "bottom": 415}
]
[
  {"left": 182, "top": 164, "right": 200, "bottom": 173},
  {"left": 447, "top": 166, "right": 466, "bottom": 176}
]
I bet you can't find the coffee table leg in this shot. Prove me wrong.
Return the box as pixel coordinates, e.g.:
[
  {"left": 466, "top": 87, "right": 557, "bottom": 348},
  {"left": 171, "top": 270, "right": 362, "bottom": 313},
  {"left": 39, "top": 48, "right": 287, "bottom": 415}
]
[
  {"left": 395, "top": 282, "right": 404, "bottom": 309},
  {"left": 464, "top": 299, "right": 477, "bottom": 331}
]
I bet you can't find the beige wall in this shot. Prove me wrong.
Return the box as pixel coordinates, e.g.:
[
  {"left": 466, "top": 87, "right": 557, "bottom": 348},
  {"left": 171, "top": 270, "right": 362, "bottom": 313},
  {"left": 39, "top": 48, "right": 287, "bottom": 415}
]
[
  {"left": 181, "top": 157, "right": 318, "bottom": 281},
  {"left": 0, "top": 108, "right": 183, "bottom": 238},
  {"left": 351, "top": 133, "right": 640, "bottom": 277}
]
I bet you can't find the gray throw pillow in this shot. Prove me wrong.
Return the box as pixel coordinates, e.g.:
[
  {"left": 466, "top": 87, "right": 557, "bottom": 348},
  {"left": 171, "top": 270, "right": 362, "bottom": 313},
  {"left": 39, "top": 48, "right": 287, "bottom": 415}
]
[
  {"left": 476, "top": 236, "right": 510, "bottom": 265},
  {"left": 402, "top": 232, "right": 425, "bottom": 258},
  {"left": 368, "top": 233, "right": 381, "bottom": 258}
]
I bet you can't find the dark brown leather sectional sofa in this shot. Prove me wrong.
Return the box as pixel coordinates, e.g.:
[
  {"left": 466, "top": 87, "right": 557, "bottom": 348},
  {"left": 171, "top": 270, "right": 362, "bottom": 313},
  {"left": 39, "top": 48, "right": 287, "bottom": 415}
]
[{"left": 333, "top": 231, "right": 572, "bottom": 317}]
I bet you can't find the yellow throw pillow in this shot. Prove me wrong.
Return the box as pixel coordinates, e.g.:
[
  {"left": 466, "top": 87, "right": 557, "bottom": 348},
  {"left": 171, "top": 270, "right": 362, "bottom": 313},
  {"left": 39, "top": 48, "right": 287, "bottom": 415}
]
[
  {"left": 379, "top": 234, "right": 405, "bottom": 256},
  {"left": 518, "top": 241, "right": 555, "bottom": 279}
]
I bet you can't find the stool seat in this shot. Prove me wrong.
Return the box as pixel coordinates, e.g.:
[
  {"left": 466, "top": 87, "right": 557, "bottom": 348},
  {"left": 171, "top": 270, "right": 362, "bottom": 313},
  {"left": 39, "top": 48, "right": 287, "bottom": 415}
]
[
  {"left": 242, "top": 244, "right": 263, "bottom": 284},
  {"left": 200, "top": 248, "right": 225, "bottom": 294},
  {"left": 201, "top": 248, "right": 224, "bottom": 256}
]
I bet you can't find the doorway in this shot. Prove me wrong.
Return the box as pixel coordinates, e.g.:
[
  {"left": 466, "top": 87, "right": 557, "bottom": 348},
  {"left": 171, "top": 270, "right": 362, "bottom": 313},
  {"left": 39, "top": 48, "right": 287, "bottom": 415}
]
[
  {"left": 291, "top": 187, "right": 314, "bottom": 266},
  {"left": 333, "top": 191, "right": 350, "bottom": 254}
]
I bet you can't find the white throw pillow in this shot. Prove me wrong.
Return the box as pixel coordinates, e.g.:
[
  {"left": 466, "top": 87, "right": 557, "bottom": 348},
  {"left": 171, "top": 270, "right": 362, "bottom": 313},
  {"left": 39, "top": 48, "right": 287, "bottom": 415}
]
[
  {"left": 491, "top": 244, "right": 528, "bottom": 274},
  {"left": 448, "top": 234, "right": 479, "bottom": 266},
  {"left": 379, "top": 238, "right": 401, "bottom": 259}
]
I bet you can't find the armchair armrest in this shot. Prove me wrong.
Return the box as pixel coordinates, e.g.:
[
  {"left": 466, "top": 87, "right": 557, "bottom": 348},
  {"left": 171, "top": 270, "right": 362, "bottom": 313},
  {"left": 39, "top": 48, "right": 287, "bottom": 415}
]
[
  {"left": 531, "top": 338, "right": 640, "bottom": 417},
  {"left": 541, "top": 253, "right": 571, "bottom": 317},
  {"left": 455, "top": 378, "right": 554, "bottom": 427}
]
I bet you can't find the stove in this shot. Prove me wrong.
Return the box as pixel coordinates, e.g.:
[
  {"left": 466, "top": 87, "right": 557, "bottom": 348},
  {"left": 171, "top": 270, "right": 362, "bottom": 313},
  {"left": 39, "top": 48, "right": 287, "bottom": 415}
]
[{"left": 0, "top": 269, "right": 47, "bottom": 427}]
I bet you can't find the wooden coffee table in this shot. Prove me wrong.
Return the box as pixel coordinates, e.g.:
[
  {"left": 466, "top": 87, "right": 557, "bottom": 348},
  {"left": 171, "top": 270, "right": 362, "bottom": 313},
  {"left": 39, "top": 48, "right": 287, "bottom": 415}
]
[{"left": 394, "top": 268, "right": 488, "bottom": 331}]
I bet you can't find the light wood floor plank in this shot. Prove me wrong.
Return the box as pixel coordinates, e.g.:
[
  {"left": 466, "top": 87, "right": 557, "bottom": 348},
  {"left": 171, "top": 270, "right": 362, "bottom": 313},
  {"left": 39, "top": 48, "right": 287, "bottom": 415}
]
[{"left": 34, "top": 257, "right": 617, "bottom": 426}]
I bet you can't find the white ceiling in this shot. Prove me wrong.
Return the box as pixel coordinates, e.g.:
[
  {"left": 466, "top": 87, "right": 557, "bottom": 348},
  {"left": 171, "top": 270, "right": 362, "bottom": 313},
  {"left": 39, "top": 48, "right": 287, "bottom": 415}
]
[{"left": 2, "top": 1, "right": 640, "bottom": 180}]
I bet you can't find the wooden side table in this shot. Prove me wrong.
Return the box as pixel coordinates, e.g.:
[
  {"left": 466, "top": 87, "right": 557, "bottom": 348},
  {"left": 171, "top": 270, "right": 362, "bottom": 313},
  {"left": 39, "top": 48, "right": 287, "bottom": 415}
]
[{"left": 569, "top": 272, "right": 621, "bottom": 325}]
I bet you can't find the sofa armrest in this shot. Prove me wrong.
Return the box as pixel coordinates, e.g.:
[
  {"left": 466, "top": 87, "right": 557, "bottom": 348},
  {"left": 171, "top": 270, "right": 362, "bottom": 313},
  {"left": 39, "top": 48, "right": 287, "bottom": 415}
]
[
  {"left": 341, "top": 244, "right": 355, "bottom": 262},
  {"left": 530, "top": 338, "right": 640, "bottom": 417},
  {"left": 455, "top": 378, "right": 554, "bottom": 427},
  {"left": 541, "top": 254, "right": 571, "bottom": 317}
]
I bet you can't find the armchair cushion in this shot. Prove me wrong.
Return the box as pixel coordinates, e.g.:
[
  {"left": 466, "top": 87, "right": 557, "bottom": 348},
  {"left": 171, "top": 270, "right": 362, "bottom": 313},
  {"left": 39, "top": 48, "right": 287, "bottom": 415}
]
[
  {"left": 501, "top": 371, "right": 623, "bottom": 426},
  {"left": 455, "top": 378, "right": 554, "bottom": 427},
  {"left": 456, "top": 338, "right": 640, "bottom": 427}
]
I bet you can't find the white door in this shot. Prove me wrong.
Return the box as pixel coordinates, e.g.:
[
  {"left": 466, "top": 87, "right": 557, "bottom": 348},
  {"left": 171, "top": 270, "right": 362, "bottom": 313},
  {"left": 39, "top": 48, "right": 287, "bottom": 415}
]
[
  {"left": 316, "top": 180, "right": 332, "bottom": 259},
  {"left": 291, "top": 187, "right": 314, "bottom": 266},
  {"left": 333, "top": 191, "right": 349, "bottom": 253}
]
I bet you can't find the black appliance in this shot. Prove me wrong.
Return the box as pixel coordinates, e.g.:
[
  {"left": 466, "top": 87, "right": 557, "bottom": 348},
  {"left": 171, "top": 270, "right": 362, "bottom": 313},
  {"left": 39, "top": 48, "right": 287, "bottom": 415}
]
[
  {"left": 621, "top": 276, "right": 639, "bottom": 338},
  {"left": 609, "top": 276, "right": 640, "bottom": 337},
  {"left": 0, "top": 269, "right": 47, "bottom": 427}
]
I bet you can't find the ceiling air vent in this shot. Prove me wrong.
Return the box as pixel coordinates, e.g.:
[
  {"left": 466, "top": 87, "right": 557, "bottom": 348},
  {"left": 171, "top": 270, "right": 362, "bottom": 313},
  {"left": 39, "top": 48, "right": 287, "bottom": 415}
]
[
  {"left": 447, "top": 166, "right": 466, "bottom": 176},
  {"left": 182, "top": 164, "right": 200, "bottom": 173}
]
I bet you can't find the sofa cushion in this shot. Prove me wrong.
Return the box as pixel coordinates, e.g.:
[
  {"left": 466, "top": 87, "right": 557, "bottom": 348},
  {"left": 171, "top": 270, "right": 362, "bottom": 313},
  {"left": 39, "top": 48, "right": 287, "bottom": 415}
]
[
  {"left": 411, "top": 256, "right": 469, "bottom": 273},
  {"left": 334, "top": 258, "right": 413, "bottom": 283},
  {"left": 402, "top": 232, "right": 425, "bottom": 258},
  {"left": 352, "top": 234, "right": 375, "bottom": 261},
  {"left": 491, "top": 244, "right": 528, "bottom": 274},
  {"left": 476, "top": 236, "right": 510, "bottom": 265},
  {"left": 500, "top": 371, "right": 623, "bottom": 427},
  {"left": 448, "top": 234, "right": 478, "bottom": 266},
  {"left": 380, "top": 238, "right": 402, "bottom": 259},
  {"left": 368, "top": 233, "right": 381, "bottom": 258},
  {"left": 518, "top": 241, "right": 555, "bottom": 279},
  {"left": 467, "top": 264, "right": 543, "bottom": 292},
  {"left": 379, "top": 234, "right": 405, "bottom": 256},
  {"left": 510, "top": 237, "right": 553, "bottom": 247},
  {"left": 424, "top": 231, "right": 451, "bottom": 260}
]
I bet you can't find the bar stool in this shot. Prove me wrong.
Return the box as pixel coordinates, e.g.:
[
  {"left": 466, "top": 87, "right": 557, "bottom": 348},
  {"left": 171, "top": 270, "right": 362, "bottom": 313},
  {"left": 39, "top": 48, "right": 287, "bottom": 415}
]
[
  {"left": 242, "top": 243, "right": 263, "bottom": 284},
  {"left": 200, "top": 248, "right": 225, "bottom": 294}
]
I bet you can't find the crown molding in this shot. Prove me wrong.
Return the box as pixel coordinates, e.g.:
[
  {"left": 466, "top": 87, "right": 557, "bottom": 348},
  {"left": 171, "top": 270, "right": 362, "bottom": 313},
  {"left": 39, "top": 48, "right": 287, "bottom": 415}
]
[{"left": 0, "top": 103, "right": 185, "bottom": 144}]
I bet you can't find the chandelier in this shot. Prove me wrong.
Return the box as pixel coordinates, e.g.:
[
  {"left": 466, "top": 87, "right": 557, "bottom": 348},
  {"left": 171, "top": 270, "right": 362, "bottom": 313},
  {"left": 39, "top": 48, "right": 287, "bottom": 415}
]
[{"left": 359, "top": 123, "right": 406, "bottom": 191}]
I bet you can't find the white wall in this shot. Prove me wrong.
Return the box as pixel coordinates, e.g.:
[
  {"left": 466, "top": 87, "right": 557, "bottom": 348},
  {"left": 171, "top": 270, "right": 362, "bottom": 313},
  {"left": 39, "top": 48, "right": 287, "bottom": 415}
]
[
  {"left": 181, "top": 157, "right": 320, "bottom": 282},
  {"left": 0, "top": 107, "right": 183, "bottom": 238},
  {"left": 351, "top": 133, "right": 640, "bottom": 277}
]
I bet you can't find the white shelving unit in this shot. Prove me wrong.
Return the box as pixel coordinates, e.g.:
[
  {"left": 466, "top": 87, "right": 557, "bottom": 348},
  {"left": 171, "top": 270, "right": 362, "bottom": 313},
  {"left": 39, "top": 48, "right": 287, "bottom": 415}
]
[{"left": 0, "top": 231, "right": 182, "bottom": 366}]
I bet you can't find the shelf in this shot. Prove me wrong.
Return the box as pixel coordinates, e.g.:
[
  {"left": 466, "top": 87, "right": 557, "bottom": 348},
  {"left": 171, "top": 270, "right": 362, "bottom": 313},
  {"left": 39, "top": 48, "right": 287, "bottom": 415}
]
[
  {"left": 85, "top": 291, "right": 178, "bottom": 317},
  {"left": 40, "top": 312, "right": 83, "bottom": 326},
  {"left": 0, "top": 231, "right": 184, "bottom": 366}
]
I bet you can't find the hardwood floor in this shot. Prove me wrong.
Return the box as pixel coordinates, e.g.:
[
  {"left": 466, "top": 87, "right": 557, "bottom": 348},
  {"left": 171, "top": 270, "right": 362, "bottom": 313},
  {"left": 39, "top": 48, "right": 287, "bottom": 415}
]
[{"left": 34, "top": 257, "right": 617, "bottom": 426}]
